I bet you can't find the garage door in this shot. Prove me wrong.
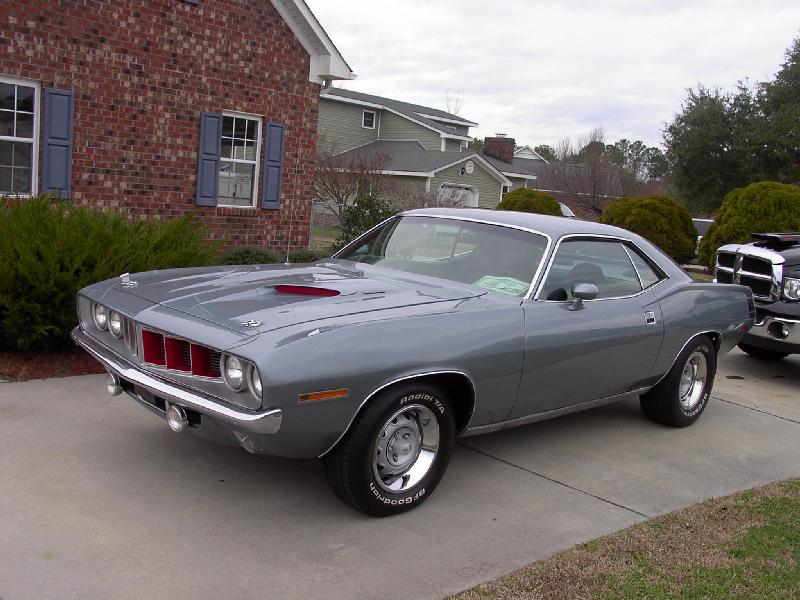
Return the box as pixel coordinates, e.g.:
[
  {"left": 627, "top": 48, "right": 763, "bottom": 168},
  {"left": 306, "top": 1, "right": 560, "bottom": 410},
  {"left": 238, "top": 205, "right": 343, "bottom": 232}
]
[{"left": 438, "top": 184, "right": 478, "bottom": 208}]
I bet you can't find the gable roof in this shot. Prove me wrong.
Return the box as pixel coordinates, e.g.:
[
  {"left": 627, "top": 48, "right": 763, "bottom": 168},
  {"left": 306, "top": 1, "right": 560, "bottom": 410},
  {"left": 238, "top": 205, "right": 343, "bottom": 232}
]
[
  {"left": 270, "top": 0, "right": 355, "bottom": 84},
  {"left": 333, "top": 140, "right": 510, "bottom": 184},
  {"left": 321, "top": 87, "right": 475, "bottom": 140},
  {"left": 481, "top": 154, "right": 547, "bottom": 180},
  {"left": 514, "top": 145, "right": 550, "bottom": 163}
]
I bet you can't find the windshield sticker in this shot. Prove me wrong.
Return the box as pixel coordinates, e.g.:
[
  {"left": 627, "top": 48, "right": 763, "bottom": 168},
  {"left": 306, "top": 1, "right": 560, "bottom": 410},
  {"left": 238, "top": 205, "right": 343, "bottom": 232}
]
[{"left": 475, "top": 276, "right": 530, "bottom": 296}]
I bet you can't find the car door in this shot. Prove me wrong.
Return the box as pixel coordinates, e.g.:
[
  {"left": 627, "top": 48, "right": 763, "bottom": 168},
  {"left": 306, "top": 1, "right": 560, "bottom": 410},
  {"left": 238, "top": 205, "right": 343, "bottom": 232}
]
[{"left": 510, "top": 237, "right": 666, "bottom": 418}]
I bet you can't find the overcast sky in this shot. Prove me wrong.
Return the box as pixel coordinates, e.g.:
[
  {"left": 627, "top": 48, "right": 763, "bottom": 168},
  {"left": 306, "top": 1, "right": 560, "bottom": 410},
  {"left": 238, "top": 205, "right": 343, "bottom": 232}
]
[{"left": 306, "top": 0, "right": 800, "bottom": 150}]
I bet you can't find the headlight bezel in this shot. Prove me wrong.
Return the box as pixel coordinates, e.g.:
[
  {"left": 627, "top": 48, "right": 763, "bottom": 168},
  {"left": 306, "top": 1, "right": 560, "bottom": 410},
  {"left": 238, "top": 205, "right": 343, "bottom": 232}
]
[
  {"left": 92, "top": 303, "right": 108, "bottom": 331},
  {"left": 247, "top": 364, "right": 263, "bottom": 401},
  {"left": 108, "top": 310, "right": 124, "bottom": 338},
  {"left": 783, "top": 277, "right": 800, "bottom": 301},
  {"left": 222, "top": 354, "right": 247, "bottom": 391}
]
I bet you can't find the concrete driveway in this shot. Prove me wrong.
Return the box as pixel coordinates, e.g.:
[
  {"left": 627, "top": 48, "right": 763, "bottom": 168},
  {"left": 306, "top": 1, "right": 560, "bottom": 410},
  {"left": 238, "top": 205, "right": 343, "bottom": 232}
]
[{"left": 1, "top": 349, "right": 798, "bottom": 600}]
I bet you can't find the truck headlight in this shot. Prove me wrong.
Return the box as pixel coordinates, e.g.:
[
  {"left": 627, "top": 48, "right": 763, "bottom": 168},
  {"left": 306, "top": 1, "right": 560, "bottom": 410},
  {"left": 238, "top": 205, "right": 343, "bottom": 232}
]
[{"left": 784, "top": 277, "right": 800, "bottom": 301}]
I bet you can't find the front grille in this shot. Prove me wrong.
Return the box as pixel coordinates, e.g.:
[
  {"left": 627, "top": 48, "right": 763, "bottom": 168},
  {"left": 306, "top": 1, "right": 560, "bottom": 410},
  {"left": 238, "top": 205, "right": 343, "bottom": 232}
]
[
  {"left": 122, "top": 317, "right": 138, "bottom": 357},
  {"left": 141, "top": 328, "right": 222, "bottom": 379},
  {"left": 715, "top": 247, "right": 781, "bottom": 301}
]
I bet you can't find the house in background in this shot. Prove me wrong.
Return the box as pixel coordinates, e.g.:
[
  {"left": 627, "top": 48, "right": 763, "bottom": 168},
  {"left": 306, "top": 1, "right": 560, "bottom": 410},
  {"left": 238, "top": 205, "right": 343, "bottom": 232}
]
[
  {"left": 317, "top": 88, "right": 511, "bottom": 208},
  {"left": 0, "top": 0, "right": 353, "bottom": 250},
  {"left": 480, "top": 135, "right": 622, "bottom": 219}
]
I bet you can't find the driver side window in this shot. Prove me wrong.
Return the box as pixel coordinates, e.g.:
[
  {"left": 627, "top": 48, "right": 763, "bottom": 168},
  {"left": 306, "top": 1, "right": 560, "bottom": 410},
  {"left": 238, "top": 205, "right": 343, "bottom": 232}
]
[{"left": 539, "top": 239, "right": 642, "bottom": 301}]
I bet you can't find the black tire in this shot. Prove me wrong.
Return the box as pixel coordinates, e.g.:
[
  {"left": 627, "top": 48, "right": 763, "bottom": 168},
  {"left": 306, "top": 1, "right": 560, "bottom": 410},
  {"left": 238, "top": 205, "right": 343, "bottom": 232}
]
[
  {"left": 323, "top": 382, "right": 455, "bottom": 517},
  {"left": 640, "top": 335, "right": 717, "bottom": 427},
  {"left": 738, "top": 343, "right": 789, "bottom": 362}
]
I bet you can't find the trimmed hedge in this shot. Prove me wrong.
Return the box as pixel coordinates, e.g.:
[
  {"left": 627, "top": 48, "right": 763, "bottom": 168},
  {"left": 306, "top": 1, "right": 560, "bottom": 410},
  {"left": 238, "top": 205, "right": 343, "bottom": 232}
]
[
  {"left": 698, "top": 181, "right": 800, "bottom": 267},
  {"left": 600, "top": 195, "right": 697, "bottom": 263},
  {"left": 220, "top": 246, "right": 282, "bottom": 265},
  {"left": 0, "top": 197, "right": 219, "bottom": 351},
  {"left": 496, "top": 188, "right": 561, "bottom": 216}
]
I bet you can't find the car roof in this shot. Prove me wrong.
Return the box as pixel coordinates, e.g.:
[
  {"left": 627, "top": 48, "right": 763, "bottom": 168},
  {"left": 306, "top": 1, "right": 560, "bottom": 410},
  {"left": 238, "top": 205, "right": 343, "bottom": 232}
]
[{"left": 402, "top": 208, "right": 634, "bottom": 240}]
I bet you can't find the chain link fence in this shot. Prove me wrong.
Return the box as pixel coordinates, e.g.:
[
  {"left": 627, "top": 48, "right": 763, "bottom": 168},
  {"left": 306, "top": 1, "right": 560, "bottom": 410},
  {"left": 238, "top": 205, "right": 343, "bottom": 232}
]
[{"left": 309, "top": 201, "right": 341, "bottom": 250}]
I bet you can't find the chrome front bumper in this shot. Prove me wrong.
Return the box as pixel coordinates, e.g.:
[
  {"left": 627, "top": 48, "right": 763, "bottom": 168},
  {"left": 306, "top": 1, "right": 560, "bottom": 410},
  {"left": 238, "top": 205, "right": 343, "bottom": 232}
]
[
  {"left": 743, "top": 316, "right": 800, "bottom": 349},
  {"left": 71, "top": 327, "right": 283, "bottom": 434}
]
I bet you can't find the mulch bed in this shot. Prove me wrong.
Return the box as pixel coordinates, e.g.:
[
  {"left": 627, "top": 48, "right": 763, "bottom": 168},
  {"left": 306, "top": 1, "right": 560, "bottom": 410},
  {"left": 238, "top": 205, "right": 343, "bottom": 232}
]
[{"left": 0, "top": 348, "right": 105, "bottom": 382}]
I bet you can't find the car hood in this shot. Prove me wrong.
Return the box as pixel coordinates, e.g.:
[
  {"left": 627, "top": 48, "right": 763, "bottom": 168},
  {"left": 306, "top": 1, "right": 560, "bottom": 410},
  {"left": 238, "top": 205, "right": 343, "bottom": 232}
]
[{"left": 110, "top": 261, "right": 485, "bottom": 334}]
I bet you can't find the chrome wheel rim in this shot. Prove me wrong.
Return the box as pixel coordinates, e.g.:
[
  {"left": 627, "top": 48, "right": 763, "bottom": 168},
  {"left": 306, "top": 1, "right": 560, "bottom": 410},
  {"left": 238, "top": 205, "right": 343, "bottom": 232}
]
[
  {"left": 679, "top": 351, "right": 708, "bottom": 411},
  {"left": 373, "top": 404, "right": 440, "bottom": 493}
]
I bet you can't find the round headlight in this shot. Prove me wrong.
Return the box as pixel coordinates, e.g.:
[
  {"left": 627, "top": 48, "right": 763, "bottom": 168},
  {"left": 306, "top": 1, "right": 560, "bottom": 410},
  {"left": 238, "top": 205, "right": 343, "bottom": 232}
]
[
  {"left": 784, "top": 277, "right": 800, "bottom": 301},
  {"left": 248, "top": 365, "right": 263, "bottom": 401},
  {"left": 93, "top": 304, "right": 108, "bottom": 330},
  {"left": 108, "top": 311, "right": 123, "bottom": 338},
  {"left": 223, "top": 355, "right": 245, "bottom": 390}
]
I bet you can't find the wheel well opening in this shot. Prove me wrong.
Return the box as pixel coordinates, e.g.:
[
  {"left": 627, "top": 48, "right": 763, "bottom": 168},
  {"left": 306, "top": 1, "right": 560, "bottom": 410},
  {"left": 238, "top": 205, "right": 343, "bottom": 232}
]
[{"left": 425, "top": 372, "right": 475, "bottom": 434}]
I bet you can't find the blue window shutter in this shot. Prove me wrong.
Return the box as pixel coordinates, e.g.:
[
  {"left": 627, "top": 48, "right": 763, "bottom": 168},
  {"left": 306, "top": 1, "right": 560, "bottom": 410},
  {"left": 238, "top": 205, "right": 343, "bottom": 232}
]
[
  {"left": 196, "top": 112, "right": 222, "bottom": 206},
  {"left": 42, "top": 88, "right": 74, "bottom": 199},
  {"left": 261, "top": 123, "right": 286, "bottom": 209}
]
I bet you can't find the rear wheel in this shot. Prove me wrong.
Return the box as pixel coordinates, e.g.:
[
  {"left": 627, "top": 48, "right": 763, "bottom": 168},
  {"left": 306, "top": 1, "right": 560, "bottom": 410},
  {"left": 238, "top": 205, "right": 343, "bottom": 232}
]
[
  {"left": 641, "top": 336, "right": 717, "bottom": 427},
  {"left": 738, "top": 343, "right": 789, "bottom": 362},
  {"left": 323, "top": 382, "right": 455, "bottom": 517}
]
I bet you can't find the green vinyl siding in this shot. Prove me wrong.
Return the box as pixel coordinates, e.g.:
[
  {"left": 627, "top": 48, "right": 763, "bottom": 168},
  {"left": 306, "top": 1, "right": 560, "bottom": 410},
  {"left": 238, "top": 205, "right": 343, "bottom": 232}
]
[
  {"left": 429, "top": 160, "right": 503, "bottom": 208},
  {"left": 444, "top": 138, "right": 462, "bottom": 152},
  {"left": 318, "top": 99, "right": 379, "bottom": 154},
  {"left": 379, "top": 111, "right": 441, "bottom": 150},
  {"left": 433, "top": 122, "right": 470, "bottom": 137}
]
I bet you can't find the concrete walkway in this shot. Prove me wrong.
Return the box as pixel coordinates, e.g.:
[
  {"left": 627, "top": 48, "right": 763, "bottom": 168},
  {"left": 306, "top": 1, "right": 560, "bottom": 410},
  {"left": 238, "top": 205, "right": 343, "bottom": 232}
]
[{"left": 0, "top": 349, "right": 798, "bottom": 600}]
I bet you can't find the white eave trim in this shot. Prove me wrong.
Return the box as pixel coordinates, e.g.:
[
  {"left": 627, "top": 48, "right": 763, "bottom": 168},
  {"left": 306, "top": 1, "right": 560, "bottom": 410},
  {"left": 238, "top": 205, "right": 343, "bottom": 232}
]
[
  {"left": 415, "top": 113, "right": 479, "bottom": 127},
  {"left": 431, "top": 154, "right": 512, "bottom": 185},
  {"left": 503, "top": 172, "right": 539, "bottom": 180},
  {"left": 270, "top": 0, "right": 355, "bottom": 84},
  {"left": 320, "top": 92, "right": 471, "bottom": 141}
]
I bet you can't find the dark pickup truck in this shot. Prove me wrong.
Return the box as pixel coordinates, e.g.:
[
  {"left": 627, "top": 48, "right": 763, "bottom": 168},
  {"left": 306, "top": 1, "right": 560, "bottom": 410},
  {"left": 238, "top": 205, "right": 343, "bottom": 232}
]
[{"left": 715, "top": 233, "right": 800, "bottom": 360}]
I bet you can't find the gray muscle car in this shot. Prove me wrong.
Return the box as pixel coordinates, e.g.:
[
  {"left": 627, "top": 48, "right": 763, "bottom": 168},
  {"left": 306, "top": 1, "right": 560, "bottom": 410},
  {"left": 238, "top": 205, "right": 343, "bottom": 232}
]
[{"left": 72, "top": 208, "right": 755, "bottom": 516}]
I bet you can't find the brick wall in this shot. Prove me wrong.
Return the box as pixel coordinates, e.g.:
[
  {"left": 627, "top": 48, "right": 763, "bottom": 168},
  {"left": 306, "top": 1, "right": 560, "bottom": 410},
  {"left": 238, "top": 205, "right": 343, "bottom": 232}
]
[{"left": 0, "top": 0, "right": 320, "bottom": 250}]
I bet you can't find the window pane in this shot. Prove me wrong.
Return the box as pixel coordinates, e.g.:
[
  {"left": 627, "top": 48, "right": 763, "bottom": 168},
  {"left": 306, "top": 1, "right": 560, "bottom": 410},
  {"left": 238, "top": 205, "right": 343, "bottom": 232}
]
[
  {"left": 12, "top": 167, "right": 30, "bottom": 194},
  {"left": 0, "top": 166, "right": 11, "bottom": 192},
  {"left": 221, "top": 138, "right": 233, "bottom": 159},
  {"left": 245, "top": 120, "right": 257, "bottom": 141},
  {"left": 0, "top": 84, "right": 13, "bottom": 110},
  {"left": 218, "top": 162, "right": 254, "bottom": 206},
  {"left": 232, "top": 140, "right": 255, "bottom": 161},
  {"left": 540, "top": 240, "right": 642, "bottom": 301},
  {"left": 221, "top": 116, "right": 234, "bottom": 137},
  {"left": 16, "top": 86, "right": 34, "bottom": 112},
  {"left": 13, "top": 142, "right": 31, "bottom": 168},
  {"left": 0, "top": 141, "right": 11, "bottom": 167},
  {"left": 628, "top": 247, "right": 662, "bottom": 289},
  {"left": 16, "top": 112, "right": 33, "bottom": 138},
  {"left": 233, "top": 117, "right": 247, "bottom": 139},
  {"left": 0, "top": 111, "right": 12, "bottom": 136}
]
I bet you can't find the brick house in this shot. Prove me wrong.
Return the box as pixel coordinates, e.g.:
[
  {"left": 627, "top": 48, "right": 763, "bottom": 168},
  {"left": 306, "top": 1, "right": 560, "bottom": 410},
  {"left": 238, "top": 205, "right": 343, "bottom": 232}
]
[{"left": 0, "top": 0, "right": 353, "bottom": 249}]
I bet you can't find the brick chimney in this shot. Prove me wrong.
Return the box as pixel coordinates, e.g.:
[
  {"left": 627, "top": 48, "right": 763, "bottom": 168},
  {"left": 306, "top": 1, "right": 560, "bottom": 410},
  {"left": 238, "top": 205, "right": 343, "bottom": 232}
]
[{"left": 483, "top": 134, "right": 515, "bottom": 163}]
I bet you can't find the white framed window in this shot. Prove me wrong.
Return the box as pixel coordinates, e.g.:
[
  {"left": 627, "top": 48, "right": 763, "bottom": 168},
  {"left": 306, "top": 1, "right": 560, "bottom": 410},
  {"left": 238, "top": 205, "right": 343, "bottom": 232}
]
[
  {"left": 0, "top": 75, "right": 39, "bottom": 196},
  {"left": 362, "top": 110, "right": 376, "bottom": 129},
  {"left": 218, "top": 112, "right": 261, "bottom": 207}
]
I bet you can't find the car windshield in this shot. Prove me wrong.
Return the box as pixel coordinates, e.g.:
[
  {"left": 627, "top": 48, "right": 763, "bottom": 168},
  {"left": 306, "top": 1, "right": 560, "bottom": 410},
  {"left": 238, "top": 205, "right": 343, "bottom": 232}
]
[{"left": 336, "top": 216, "right": 549, "bottom": 296}]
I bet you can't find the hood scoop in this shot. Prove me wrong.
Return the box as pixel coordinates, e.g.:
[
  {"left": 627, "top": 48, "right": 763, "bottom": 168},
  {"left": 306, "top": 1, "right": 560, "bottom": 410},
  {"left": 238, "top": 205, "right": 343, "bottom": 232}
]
[{"left": 273, "top": 284, "right": 341, "bottom": 297}]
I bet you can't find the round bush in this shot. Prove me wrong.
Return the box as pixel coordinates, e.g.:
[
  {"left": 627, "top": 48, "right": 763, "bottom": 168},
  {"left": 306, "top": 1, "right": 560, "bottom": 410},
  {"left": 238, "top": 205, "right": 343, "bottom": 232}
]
[
  {"left": 698, "top": 181, "right": 800, "bottom": 267},
  {"left": 288, "top": 248, "right": 330, "bottom": 263},
  {"left": 220, "top": 246, "right": 282, "bottom": 265},
  {"left": 496, "top": 188, "right": 561, "bottom": 216},
  {"left": 600, "top": 195, "right": 697, "bottom": 264}
]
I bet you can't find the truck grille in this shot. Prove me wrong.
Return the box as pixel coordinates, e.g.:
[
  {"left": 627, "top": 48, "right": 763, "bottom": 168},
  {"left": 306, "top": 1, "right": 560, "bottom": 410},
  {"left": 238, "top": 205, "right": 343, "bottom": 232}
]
[{"left": 715, "top": 247, "right": 782, "bottom": 301}]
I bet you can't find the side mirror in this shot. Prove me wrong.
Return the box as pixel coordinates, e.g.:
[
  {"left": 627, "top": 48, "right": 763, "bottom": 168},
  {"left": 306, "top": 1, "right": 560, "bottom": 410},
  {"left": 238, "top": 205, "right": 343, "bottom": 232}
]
[{"left": 569, "top": 282, "right": 599, "bottom": 311}]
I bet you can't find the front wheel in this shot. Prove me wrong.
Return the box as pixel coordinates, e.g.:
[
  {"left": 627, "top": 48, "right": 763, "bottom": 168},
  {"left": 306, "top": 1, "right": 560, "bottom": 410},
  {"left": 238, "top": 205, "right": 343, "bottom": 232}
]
[
  {"left": 738, "top": 343, "right": 789, "bottom": 362},
  {"left": 323, "top": 382, "right": 455, "bottom": 517},
  {"left": 641, "top": 336, "right": 717, "bottom": 427}
]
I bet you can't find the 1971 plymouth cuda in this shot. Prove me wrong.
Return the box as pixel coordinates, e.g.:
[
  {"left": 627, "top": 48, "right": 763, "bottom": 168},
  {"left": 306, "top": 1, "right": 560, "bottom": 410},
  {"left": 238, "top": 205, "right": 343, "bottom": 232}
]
[{"left": 72, "top": 208, "right": 755, "bottom": 516}]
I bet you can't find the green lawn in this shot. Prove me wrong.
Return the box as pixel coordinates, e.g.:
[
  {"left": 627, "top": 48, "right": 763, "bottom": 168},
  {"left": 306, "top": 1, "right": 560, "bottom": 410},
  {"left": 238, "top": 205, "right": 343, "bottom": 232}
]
[{"left": 453, "top": 479, "right": 800, "bottom": 599}]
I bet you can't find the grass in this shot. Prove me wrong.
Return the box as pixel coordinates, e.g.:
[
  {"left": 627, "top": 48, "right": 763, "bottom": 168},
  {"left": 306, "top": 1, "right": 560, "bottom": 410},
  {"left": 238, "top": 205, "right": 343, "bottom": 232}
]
[{"left": 453, "top": 479, "right": 800, "bottom": 599}]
